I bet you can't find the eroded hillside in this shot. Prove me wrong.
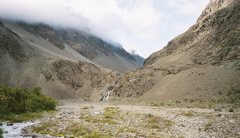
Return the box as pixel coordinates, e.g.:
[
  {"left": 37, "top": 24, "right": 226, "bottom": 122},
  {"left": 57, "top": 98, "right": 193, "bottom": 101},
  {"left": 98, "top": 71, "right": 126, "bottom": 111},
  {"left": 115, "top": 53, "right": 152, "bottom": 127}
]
[
  {"left": 17, "top": 22, "right": 144, "bottom": 73},
  {"left": 0, "top": 20, "right": 121, "bottom": 100},
  {"left": 112, "top": 0, "right": 240, "bottom": 101}
]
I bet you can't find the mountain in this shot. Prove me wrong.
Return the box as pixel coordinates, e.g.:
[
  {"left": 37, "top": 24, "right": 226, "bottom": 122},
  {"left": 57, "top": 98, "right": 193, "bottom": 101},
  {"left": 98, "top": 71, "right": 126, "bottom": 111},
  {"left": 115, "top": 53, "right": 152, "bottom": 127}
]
[
  {"left": 1, "top": 0, "right": 239, "bottom": 102},
  {"left": 112, "top": 0, "right": 240, "bottom": 101},
  {"left": 16, "top": 22, "right": 144, "bottom": 73},
  {"left": 0, "top": 19, "right": 143, "bottom": 100}
]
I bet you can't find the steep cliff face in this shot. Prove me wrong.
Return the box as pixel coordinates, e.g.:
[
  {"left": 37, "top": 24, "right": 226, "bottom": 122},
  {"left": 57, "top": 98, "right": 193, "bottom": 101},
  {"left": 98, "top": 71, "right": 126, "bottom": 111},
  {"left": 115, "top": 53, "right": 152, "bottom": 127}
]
[
  {"left": 17, "top": 22, "right": 144, "bottom": 73},
  {"left": 144, "top": 0, "right": 239, "bottom": 66},
  {"left": 113, "top": 0, "right": 240, "bottom": 101}
]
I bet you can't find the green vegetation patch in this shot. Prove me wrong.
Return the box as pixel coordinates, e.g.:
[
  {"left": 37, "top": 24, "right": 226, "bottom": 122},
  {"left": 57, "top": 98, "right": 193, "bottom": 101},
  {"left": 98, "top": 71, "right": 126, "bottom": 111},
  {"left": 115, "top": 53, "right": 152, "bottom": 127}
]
[
  {"left": 1, "top": 112, "right": 44, "bottom": 123},
  {"left": 81, "top": 114, "right": 118, "bottom": 125},
  {"left": 177, "top": 111, "right": 196, "bottom": 117},
  {"left": 0, "top": 128, "right": 3, "bottom": 138},
  {"left": 32, "top": 121, "right": 57, "bottom": 133},
  {"left": 143, "top": 114, "right": 172, "bottom": 131},
  {"left": 32, "top": 120, "right": 111, "bottom": 137},
  {"left": 204, "top": 121, "right": 213, "bottom": 131},
  {"left": 103, "top": 107, "right": 121, "bottom": 119},
  {"left": 0, "top": 85, "right": 57, "bottom": 122},
  {"left": 81, "top": 106, "right": 89, "bottom": 110}
]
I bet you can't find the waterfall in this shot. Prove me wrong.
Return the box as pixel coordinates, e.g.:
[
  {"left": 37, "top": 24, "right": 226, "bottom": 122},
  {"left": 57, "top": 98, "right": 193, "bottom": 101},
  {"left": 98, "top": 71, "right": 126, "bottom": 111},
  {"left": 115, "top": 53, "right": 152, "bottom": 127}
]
[{"left": 101, "top": 91, "right": 112, "bottom": 101}]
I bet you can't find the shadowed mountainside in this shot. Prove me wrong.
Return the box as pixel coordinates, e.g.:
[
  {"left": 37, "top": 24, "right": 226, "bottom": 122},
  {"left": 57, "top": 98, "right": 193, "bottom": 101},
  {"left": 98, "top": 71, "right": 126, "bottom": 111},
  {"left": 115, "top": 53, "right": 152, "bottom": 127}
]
[
  {"left": 0, "top": 20, "right": 123, "bottom": 100},
  {"left": 17, "top": 22, "right": 144, "bottom": 73}
]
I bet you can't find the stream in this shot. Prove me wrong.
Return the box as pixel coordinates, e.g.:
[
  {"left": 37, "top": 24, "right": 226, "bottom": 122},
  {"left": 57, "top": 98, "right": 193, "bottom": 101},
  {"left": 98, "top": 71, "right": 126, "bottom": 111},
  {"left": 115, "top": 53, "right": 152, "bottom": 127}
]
[{"left": 1, "top": 121, "right": 40, "bottom": 138}]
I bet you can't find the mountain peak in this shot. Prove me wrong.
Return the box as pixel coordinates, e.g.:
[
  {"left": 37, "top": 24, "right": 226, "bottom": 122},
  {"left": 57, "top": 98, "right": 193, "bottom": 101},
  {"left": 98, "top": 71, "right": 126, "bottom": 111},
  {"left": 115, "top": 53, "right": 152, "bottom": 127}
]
[{"left": 197, "top": 0, "right": 235, "bottom": 22}]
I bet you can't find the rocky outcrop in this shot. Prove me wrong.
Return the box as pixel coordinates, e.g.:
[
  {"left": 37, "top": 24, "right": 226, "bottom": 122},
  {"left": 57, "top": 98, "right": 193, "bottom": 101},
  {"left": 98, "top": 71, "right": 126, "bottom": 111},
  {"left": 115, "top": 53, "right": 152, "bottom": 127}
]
[
  {"left": 113, "top": 67, "right": 155, "bottom": 98},
  {"left": 49, "top": 60, "right": 121, "bottom": 100}
]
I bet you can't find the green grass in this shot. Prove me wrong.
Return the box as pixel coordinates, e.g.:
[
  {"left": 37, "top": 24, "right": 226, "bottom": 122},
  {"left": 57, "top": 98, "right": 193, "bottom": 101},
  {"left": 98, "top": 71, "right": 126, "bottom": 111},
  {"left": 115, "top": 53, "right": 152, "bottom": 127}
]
[
  {"left": 103, "top": 107, "right": 120, "bottom": 113},
  {"left": 81, "top": 106, "right": 89, "bottom": 110},
  {"left": 82, "top": 114, "right": 118, "bottom": 125},
  {"left": 65, "top": 123, "right": 92, "bottom": 136},
  {"left": 204, "top": 122, "right": 213, "bottom": 130},
  {"left": 81, "top": 115, "right": 99, "bottom": 123},
  {"left": 103, "top": 107, "right": 120, "bottom": 119},
  {"left": 32, "top": 121, "right": 57, "bottom": 133},
  {"left": 143, "top": 114, "right": 172, "bottom": 131},
  {"left": 33, "top": 121, "right": 112, "bottom": 137},
  {"left": 1, "top": 112, "right": 44, "bottom": 123},
  {"left": 178, "top": 111, "right": 195, "bottom": 117},
  {"left": 117, "top": 126, "right": 137, "bottom": 134}
]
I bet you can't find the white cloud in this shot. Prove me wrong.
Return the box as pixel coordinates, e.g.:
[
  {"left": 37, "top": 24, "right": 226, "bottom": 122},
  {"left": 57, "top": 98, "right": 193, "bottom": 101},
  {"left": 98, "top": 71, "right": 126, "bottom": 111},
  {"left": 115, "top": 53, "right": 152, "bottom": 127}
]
[
  {"left": 118, "top": 0, "right": 163, "bottom": 39},
  {"left": 167, "top": 0, "right": 209, "bottom": 16},
  {"left": 0, "top": 0, "right": 209, "bottom": 58}
]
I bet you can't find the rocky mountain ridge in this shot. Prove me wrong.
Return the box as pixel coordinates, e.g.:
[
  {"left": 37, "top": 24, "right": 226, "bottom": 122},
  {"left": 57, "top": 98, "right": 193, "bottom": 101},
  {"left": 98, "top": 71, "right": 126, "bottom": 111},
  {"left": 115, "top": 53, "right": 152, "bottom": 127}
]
[
  {"left": 17, "top": 22, "right": 144, "bottom": 73},
  {"left": 144, "top": 0, "right": 239, "bottom": 66},
  {"left": 111, "top": 0, "right": 240, "bottom": 101}
]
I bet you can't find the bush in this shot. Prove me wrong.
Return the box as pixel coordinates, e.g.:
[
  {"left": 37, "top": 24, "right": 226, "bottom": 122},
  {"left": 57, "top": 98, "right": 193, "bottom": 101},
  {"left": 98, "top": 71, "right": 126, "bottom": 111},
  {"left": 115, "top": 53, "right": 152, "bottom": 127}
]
[
  {"left": 229, "top": 108, "right": 234, "bottom": 112},
  {"left": 0, "top": 85, "right": 57, "bottom": 118},
  {"left": 0, "top": 128, "right": 3, "bottom": 138}
]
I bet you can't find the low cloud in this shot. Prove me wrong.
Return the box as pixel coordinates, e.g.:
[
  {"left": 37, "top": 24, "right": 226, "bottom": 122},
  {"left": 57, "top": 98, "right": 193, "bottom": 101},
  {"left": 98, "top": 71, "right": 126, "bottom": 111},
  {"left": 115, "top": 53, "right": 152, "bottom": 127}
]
[
  {"left": 167, "top": 0, "right": 209, "bottom": 16},
  {"left": 0, "top": 0, "right": 209, "bottom": 58},
  {"left": 0, "top": 0, "right": 162, "bottom": 39}
]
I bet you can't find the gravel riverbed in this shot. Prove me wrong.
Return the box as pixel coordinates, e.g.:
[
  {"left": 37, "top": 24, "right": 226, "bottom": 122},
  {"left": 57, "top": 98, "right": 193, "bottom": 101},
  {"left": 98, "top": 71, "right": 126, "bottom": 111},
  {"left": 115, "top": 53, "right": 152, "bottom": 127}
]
[{"left": 18, "top": 99, "right": 240, "bottom": 138}]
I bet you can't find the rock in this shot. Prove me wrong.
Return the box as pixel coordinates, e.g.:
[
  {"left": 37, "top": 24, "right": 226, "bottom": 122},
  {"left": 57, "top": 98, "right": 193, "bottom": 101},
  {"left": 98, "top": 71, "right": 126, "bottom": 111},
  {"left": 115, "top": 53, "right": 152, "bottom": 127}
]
[
  {"left": 7, "top": 123, "right": 13, "bottom": 126},
  {"left": 229, "top": 120, "right": 235, "bottom": 123},
  {"left": 145, "top": 114, "right": 154, "bottom": 118},
  {"left": 214, "top": 108, "right": 222, "bottom": 112},
  {"left": 32, "top": 134, "right": 44, "bottom": 138},
  {"left": 176, "top": 101, "right": 181, "bottom": 103},
  {"left": 55, "top": 115, "right": 62, "bottom": 119},
  {"left": 180, "top": 124, "right": 186, "bottom": 127}
]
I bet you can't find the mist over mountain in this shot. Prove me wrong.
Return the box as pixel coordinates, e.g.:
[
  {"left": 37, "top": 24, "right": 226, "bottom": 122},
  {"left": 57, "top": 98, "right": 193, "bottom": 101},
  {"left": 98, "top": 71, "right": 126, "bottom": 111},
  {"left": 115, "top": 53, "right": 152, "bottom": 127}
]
[
  {"left": 0, "top": 0, "right": 239, "bottom": 102},
  {"left": 1, "top": 1, "right": 240, "bottom": 137},
  {"left": 0, "top": 0, "right": 151, "bottom": 57},
  {"left": 18, "top": 21, "right": 144, "bottom": 72},
  {"left": 0, "top": 18, "right": 143, "bottom": 100},
  {"left": 0, "top": 0, "right": 210, "bottom": 58}
]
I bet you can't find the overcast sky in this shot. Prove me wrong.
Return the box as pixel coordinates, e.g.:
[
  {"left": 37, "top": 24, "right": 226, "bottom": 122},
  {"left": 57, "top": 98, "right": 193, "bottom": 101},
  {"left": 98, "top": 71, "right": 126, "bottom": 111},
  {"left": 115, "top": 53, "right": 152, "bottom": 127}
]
[{"left": 0, "top": 0, "right": 209, "bottom": 58}]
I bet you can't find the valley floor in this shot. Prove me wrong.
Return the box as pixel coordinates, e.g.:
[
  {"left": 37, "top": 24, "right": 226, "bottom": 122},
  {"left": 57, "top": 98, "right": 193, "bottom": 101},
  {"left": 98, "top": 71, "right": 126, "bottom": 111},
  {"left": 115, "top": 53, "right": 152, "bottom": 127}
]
[{"left": 24, "top": 99, "right": 240, "bottom": 138}]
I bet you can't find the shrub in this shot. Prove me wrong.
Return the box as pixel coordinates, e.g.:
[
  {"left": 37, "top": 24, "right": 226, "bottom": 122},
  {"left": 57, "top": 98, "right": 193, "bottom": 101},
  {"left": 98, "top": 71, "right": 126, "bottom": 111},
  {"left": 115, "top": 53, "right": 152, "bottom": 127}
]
[
  {"left": 0, "top": 85, "right": 57, "bottom": 119},
  {"left": 229, "top": 108, "right": 234, "bottom": 112},
  {"left": 0, "top": 128, "right": 3, "bottom": 138}
]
